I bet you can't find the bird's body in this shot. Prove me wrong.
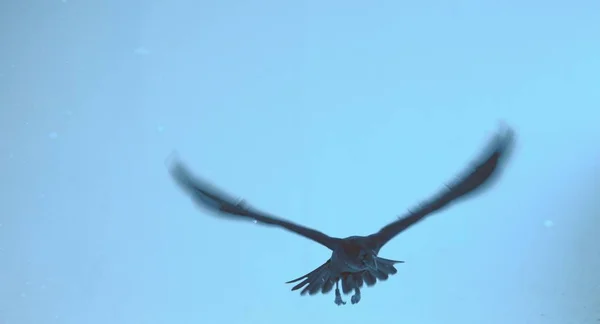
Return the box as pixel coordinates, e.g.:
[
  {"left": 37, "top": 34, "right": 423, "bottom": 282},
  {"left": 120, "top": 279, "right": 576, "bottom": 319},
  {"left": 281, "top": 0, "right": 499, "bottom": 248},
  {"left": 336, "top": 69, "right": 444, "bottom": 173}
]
[
  {"left": 286, "top": 235, "right": 403, "bottom": 304},
  {"left": 167, "top": 125, "right": 515, "bottom": 305},
  {"left": 332, "top": 236, "right": 376, "bottom": 273}
]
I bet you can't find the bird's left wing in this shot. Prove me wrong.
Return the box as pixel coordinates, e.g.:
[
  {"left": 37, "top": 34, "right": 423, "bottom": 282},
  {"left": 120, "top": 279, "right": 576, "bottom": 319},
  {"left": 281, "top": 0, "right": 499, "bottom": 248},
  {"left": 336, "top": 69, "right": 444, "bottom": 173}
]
[
  {"left": 168, "top": 158, "right": 341, "bottom": 250},
  {"left": 370, "top": 124, "right": 516, "bottom": 250}
]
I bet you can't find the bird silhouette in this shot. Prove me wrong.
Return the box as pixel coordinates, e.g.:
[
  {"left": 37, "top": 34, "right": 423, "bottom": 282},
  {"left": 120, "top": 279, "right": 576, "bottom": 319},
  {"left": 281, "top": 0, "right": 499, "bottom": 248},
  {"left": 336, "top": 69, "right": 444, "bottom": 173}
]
[{"left": 167, "top": 125, "right": 515, "bottom": 306}]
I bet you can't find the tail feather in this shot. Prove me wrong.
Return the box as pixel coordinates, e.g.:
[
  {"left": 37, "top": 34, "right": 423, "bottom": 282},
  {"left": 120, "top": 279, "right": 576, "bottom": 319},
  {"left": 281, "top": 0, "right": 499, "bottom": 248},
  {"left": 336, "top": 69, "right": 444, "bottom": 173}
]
[
  {"left": 285, "top": 260, "right": 329, "bottom": 284},
  {"left": 291, "top": 280, "right": 308, "bottom": 291},
  {"left": 363, "top": 271, "right": 377, "bottom": 286},
  {"left": 353, "top": 272, "right": 364, "bottom": 288},
  {"left": 371, "top": 268, "right": 389, "bottom": 281},
  {"left": 322, "top": 278, "right": 335, "bottom": 293},
  {"left": 286, "top": 260, "right": 332, "bottom": 295},
  {"left": 301, "top": 266, "right": 330, "bottom": 295},
  {"left": 376, "top": 256, "right": 403, "bottom": 275},
  {"left": 291, "top": 265, "right": 328, "bottom": 291},
  {"left": 359, "top": 257, "right": 404, "bottom": 287},
  {"left": 341, "top": 274, "right": 355, "bottom": 294},
  {"left": 377, "top": 257, "right": 404, "bottom": 264},
  {"left": 292, "top": 267, "right": 323, "bottom": 292},
  {"left": 285, "top": 257, "right": 404, "bottom": 296},
  {"left": 292, "top": 265, "right": 325, "bottom": 289},
  {"left": 306, "top": 269, "right": 330, "bottom": 295}
]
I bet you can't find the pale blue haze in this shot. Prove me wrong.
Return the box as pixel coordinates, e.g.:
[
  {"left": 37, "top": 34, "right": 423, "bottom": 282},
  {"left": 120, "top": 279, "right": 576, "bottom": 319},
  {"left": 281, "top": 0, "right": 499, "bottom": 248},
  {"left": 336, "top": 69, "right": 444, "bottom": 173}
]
[{"left": 1, "top": 0, "right": 600, "bottom": 323}]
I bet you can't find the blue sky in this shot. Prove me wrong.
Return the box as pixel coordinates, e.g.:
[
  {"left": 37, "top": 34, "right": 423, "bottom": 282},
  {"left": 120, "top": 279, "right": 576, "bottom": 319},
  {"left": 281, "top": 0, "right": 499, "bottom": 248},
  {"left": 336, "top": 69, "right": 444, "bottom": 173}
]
[{"left": 2, "top": 0, "right": 600, "bottom": 323}]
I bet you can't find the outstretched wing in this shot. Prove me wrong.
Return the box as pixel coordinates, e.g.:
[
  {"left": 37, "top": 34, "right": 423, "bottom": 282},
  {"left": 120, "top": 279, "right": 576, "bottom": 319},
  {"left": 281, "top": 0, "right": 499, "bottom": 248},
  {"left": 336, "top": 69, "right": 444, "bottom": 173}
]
[
  {"left": 168, "top": 158, "right": 341, "bottom": 250},
  {"left": 370, "top": 124, "right": 516, "bottom": 249}
]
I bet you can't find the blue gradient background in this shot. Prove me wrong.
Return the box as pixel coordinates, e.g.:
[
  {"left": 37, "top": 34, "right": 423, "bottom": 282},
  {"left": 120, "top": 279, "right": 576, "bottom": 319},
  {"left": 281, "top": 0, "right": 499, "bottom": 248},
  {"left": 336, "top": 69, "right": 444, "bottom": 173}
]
[{"left": 2, "top": 0, "right": 600, "bottom": 323}]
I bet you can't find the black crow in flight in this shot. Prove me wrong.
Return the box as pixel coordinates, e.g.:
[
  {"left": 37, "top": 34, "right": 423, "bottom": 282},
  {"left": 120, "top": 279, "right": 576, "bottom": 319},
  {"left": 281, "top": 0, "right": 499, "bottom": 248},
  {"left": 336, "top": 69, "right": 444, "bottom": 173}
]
[{"left": 167, "top": 125, "right": 515, "bottom": 306}]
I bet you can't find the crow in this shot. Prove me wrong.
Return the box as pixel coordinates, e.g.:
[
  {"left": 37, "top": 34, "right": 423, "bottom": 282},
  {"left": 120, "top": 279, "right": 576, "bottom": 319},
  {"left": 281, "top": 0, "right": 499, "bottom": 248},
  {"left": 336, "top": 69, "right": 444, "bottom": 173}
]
[{"left": 167, "top": 125, "right": 515, "bottom": 306}]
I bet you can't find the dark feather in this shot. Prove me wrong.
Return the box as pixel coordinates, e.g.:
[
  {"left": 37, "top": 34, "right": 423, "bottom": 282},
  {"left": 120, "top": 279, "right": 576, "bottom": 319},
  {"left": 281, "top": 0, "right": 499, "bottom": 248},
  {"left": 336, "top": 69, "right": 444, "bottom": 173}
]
[
  {"left": 371, "top": 125, "right": 515, "bottom": 248},
  {"left": 363, "top": 271, "right": 377, "bottom": 286},
  {"left": 353, "top": 272, "right": 364, "bottom": 288},
  {"left": 168, "top": 159, "right": 341, "bottom": 250},
  {"left": 322, "top": 279, "right": 335, "bottom": 294},
  {"left": 341, "top": 274, "right": 355, "bottom": 294},
  {"left": 286, "top": 260, "right": 329, "bottom": 284},
  {"left": 302, "top": 267, "right": 330, "bottom": 295},
  {"left": 308, "top": 273, "right": 328, "bottom": 295},
  {"left": 299, "top": 267, "right": 328, "bottom": 295},
  {"left": 372, "top": 269, "right": 389, "bottom": 281},
  {"left": 286, "top": 260, "right": 334, "bottom": 295},
  {"left": 294, "top": 266, "right": 327, "bottom": 292},
  {"left": 376, "top": 256, "right": 403, "bottom": 275}
]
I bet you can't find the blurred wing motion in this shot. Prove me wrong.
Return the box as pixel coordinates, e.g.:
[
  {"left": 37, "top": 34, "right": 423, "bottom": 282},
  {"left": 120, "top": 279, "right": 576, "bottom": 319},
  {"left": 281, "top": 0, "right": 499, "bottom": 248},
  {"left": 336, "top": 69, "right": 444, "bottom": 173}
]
[
  {"left": 168, "top": 160, "right": 341, "bottom": 250},
  {"left": 371, "top": 125, "right": 516, "bottom": 249}
]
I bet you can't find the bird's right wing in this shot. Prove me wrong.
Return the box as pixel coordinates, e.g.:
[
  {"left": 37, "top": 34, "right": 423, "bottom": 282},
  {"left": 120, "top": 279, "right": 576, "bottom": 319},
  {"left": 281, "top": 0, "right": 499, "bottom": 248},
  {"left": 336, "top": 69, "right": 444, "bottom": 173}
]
[
  {"left": 370, "top": 124, "right": 516, "bottom": 249},
  {"left": 168, "top": 158, "right": 341, "bottom": 251}
]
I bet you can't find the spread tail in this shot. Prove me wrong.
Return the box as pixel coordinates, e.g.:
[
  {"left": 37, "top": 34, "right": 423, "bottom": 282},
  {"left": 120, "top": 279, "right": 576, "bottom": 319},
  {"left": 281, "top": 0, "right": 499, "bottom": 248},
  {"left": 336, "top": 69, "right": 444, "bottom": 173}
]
[
  {"left": 285, "top": 260, "right": 336, "bottom": 296},
  {"left": 285, "top": 257, "right": 404, "bottom": 295},
  {"left": 357, "top": 256, "right": 404, "bottom": 288},
  {"left": 377, "top": 256, "right": 404, "bottom": 274}
]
